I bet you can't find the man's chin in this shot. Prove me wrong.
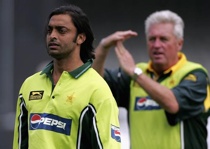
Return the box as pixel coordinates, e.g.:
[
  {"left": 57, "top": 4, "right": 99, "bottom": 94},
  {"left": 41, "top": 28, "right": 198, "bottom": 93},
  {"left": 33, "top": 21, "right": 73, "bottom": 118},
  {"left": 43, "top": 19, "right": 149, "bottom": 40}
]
[
  {"left": 48, "top": 53, "right": 63, "bottom": 60},
  {"left": 152, "top": 59, "right": 164, "bottom": 65}
]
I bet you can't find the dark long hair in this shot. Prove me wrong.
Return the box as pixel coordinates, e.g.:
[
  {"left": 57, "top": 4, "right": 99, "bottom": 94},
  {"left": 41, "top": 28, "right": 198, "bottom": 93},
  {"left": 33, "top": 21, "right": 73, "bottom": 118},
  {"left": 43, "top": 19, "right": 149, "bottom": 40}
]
[{"left": 46, "top": 4, "right": 95, "bottom": 62}]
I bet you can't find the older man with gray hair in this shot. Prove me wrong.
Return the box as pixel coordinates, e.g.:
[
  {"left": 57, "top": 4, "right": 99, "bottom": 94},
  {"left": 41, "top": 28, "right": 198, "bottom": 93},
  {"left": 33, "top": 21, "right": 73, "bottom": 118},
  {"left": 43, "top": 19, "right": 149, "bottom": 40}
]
[{"left": 93, "top": 10, "right": 210, "bottom": 149}]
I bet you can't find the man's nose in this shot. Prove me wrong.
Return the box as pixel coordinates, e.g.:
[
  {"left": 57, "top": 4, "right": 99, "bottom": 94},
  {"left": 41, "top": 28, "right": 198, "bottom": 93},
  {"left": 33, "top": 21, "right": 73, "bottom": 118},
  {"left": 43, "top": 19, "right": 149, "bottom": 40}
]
[
  {"left": 49, "top": 29, "right": 58, "bottom": 40},
  {"left": 153, "top": 39, "right": 162, "bottom": 47}
]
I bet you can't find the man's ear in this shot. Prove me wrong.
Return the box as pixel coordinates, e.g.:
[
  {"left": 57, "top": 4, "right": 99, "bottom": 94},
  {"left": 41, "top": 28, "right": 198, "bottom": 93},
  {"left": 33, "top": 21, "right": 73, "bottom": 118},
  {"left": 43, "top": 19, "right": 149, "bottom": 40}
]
[
  {"left": 76, "top": 33, "right": 86, "bottom": 45},
  {"left": 177, "top": 39, "right": 184, "bottom": 51}
]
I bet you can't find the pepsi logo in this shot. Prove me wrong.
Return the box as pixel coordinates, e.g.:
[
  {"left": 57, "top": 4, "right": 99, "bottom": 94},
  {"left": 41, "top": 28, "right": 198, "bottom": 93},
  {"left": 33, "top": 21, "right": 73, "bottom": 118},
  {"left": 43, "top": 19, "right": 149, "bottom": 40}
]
[
  {"left": 30, "top": 114, "right": 42, "bottom": 129},
  {"left": 111, "top": 125, "right": 121, "bottom": 142},
  {"left": 137, "top": 98, "right": 146, "bottom": 107},
  {"left": 29, "top": 113, "right": 72, "bottom": 135},
  {"left": 135, "top": 96, "right": 161, "bottom": 110}
]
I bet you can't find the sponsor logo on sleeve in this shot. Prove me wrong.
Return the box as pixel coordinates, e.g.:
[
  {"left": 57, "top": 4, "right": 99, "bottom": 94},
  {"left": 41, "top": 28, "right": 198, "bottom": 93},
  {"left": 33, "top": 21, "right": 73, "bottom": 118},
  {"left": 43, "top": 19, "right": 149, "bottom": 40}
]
[
  {"left": 30, "top": 113, "right": 72, "bottom": 135},
  {"left": 134, "top": 96, "right": 161, "bottom": 110},
  {"left": 111, "top": 125, "right": 121, "bottom": 142},
  {"left": 184, "top": 74, "right": 197, "bottom": 82},
  {"left": 29, "top": 91, "right": 44, "bottom": 100}
]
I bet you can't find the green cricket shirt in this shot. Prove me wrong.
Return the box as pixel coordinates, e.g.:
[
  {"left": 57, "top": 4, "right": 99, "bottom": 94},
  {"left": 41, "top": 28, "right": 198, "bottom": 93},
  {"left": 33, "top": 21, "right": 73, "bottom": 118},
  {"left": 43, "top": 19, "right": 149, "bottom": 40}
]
[
  {"left": 104, "top": 53, "right": 210, "bottom": 149},
  {"left": 13, "top": 60, "right": 121, "bottom": 149}
]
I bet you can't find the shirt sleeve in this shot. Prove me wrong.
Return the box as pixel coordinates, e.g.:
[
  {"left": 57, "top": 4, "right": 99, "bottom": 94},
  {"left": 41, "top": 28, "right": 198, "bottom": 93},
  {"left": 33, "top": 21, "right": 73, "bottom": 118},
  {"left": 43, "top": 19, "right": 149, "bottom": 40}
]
[
  {"left": 165, "top": 70, "right": 208, "bottom": 125},
  {"left": 13, "top": 93, "right": 28, "bottom": 149},
  {"left": 82, "top": 79, "right": 121, "bottom": 149},
  {"left": 104, "top": 68, "right": 131, "bottom": 110}
]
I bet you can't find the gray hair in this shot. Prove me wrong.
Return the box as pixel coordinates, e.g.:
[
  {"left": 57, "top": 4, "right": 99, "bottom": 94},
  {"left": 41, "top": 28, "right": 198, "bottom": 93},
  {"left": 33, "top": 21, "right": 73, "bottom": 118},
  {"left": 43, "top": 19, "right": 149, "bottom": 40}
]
[{"left": 145, "top": 10, "right": 184, "bottom": 39}]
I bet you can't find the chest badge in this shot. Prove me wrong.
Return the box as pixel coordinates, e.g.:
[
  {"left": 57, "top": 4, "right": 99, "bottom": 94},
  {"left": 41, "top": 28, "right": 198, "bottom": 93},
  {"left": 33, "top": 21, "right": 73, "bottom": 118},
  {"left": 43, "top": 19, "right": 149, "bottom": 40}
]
[
  {"left": 66, "top": 93, "right": 75, "bottom": 104},
  {"left": 29, "top": 91, "right": 44, "bottom": 100}
]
